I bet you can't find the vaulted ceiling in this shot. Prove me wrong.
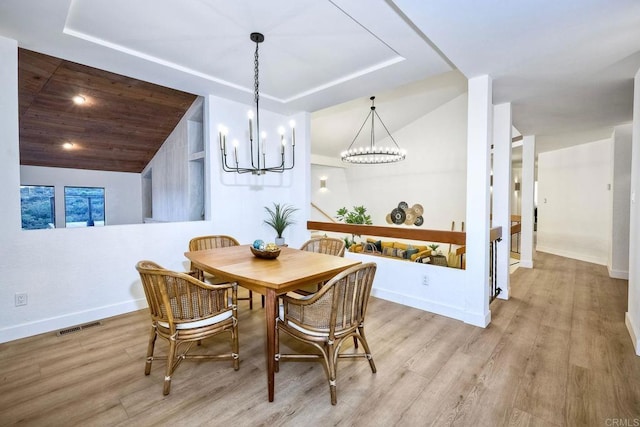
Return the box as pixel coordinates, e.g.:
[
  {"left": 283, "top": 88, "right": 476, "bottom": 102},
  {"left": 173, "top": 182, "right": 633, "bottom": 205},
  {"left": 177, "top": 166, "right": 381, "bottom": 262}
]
[{"left": 18, "top": 48, "right": 197, "bottom": 173}]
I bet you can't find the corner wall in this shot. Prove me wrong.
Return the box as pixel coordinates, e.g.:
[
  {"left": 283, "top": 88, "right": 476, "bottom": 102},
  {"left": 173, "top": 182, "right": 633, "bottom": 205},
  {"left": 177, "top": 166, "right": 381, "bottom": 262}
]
[{"left": 536, "top": 138, "right": 613, "bottom": 265}]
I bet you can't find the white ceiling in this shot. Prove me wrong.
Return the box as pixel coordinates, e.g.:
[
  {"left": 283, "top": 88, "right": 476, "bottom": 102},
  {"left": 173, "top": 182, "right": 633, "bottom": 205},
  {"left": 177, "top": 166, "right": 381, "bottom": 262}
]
[{"left": 1, "top": 0, "right": 639, "bottom": 157}]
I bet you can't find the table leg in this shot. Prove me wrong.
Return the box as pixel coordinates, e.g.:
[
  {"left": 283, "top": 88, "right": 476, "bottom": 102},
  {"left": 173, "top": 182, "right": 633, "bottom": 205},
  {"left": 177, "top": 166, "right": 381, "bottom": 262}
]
[{"left": 265, "top": 288, "right": 277, "bottom": 402}]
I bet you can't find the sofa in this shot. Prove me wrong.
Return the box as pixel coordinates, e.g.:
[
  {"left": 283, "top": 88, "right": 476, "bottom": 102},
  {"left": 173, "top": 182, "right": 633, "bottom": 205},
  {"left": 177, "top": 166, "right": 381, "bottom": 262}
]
[{"left": 349, "top": 238, "right": 432, "bottom": 262}]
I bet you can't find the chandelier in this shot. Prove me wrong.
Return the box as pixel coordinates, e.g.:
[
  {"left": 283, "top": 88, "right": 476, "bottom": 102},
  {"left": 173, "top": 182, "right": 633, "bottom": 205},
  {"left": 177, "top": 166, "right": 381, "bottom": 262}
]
[
  {"left": 219, "top": 32, "right": 296, "bottom": 174},
  {"left": 341, "top": 96, "right": 405, "bottom": 164}
]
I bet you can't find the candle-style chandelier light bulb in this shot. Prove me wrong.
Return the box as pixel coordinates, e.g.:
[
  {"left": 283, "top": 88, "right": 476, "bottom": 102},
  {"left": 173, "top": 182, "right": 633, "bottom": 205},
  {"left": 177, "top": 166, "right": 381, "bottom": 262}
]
[{"left": 218, "top": 32, "right": 296, "bottom": 174}]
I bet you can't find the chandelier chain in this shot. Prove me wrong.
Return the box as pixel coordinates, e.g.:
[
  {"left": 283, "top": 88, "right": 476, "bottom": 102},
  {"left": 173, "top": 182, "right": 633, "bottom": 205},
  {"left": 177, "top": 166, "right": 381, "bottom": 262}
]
[{"left": 254, "top": 42, "right": 260, "bottom": 105}]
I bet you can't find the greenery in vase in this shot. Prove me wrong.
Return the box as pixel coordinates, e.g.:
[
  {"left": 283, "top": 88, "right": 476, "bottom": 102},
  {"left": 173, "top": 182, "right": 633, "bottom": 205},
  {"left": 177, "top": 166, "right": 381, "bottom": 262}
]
[
  {"left": 336, "top": 205, "right": 372, "bottom": 244},
  {"left": 428, "top": 243, "right": 440, "bottom": 253},
  {"left": 264, "top": 203, "right": 298, "bottom": 238}
]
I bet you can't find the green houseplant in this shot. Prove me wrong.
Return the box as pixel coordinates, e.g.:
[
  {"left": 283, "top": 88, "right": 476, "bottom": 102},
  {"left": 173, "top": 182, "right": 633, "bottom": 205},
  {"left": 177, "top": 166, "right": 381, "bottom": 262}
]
[
  {"left": 336, "top": 205, "right": 372, "bottom": 248},
  {"left": 264, "top": 203, "right": 298, "bottom": 245}
]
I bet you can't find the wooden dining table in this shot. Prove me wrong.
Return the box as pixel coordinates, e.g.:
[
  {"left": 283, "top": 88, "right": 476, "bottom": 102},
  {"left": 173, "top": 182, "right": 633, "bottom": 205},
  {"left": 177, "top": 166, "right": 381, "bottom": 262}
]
[{"left": 184, "top": 244, "right": 361, "bottom": 402}]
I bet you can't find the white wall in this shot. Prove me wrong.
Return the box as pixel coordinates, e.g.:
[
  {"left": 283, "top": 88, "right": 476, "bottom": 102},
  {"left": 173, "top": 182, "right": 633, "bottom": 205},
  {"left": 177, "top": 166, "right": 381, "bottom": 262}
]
[
  {"left": 0, "top": 38, "right": 313, "bottom": 343},
  {"left": 20, "top": 165, "right": 143, "bottom": 227},
  {"left": 338, "top": 93, "right": 468, "bottom": 230},
  {"left": 310, "top": 164, "right": 352, "bottom": 223},
  {"left": 537, "top": 138, "right": 613, "bottom": 265},
  {"left": 207, "top": 94, "right": 311, "bottom": 248},
  {"left": 310, "top": 91, "right": 495, "bottom": 327},
  {"left": 609, "top": 124, "right": 632, "bottom": 279},
  {"left": 627, "top": 68, "right": 640, "bottom": 356}
]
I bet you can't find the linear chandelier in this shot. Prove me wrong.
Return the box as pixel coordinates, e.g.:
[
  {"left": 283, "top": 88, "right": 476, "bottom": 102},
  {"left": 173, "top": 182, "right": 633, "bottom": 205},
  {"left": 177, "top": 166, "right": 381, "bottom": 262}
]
[
  {"left": 341, "top": 96, "right": 405, "bottom": 164},
  {"left": 219, "top": 32, "right": 296, "bottom": 175}
]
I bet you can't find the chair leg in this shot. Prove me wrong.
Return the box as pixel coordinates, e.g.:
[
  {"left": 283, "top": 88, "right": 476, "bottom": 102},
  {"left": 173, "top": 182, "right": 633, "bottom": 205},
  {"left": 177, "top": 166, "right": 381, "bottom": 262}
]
[
  {"left": 261, "top": 295, "right": 265, "bottom": 308},
  {"left": 357, "top": 326, "right": 377, "bottom": 373},
  {"left": 145, "top": 326, "right": 157, "bottom": 375},
  {"left": 326, "top": 342, "right": 338, "bottom": 405},
  {"left": 163, "top": 337, "right": 177, "bottom": 395},
  {"left": 249, "top": 290, "right": 253, "bottom": 310},
  {"left": 232, "top": 325, "right": 240, "bottom": 371}
]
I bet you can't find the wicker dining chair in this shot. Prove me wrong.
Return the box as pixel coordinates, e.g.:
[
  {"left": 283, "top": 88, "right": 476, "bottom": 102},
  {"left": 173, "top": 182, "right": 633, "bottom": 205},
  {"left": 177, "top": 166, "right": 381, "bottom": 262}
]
[
  {"left": 276, "top": 262, "right": 377, "bottom": 405},
  {"left": 188, "top": 235, "right": 261, "bottom": 309},
  {"left": 136, "top": 260, "right": 239, "bottom": 395},
  {"left": 299, "top": 237, "right": 346, "bottom": 257},
  {"left": 295, "top": 237, "right": 347, "bottom": 295}
]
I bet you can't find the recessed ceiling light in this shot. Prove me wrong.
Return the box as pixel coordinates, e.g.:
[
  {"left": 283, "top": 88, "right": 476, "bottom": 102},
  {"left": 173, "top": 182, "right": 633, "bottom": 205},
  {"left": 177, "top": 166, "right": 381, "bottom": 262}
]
[
  {"left": 72, "top": 95, "right": 86, "bottom": 105},
  {"left": 62, "top": 142, "right": 74, "bottom": 149}
]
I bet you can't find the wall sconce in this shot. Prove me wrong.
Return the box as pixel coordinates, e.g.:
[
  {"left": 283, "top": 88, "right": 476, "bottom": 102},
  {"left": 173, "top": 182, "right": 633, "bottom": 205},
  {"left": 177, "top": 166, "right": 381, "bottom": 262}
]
[
  {"left": 320, "top": 177, "right": 327, "bottom": 190},
  {"left": 514, "top": 182, "right": 521, "bottom": 191}
]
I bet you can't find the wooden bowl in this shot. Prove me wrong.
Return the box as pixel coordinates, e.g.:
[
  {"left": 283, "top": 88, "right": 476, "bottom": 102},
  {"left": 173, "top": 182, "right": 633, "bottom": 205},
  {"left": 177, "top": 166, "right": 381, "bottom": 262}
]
[{"left": 250, "top": 246, "right": 281, "bottom": 259}]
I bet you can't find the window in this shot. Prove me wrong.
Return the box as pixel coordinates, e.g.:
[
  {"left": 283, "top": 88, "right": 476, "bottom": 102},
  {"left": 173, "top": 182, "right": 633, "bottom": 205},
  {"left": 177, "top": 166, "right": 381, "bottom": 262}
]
[
  {"left": 20, "top": 185, "right": 56, "bottom": 230},
  {"left": 64, "top": 187, "right": 105, "bottom": 227}
]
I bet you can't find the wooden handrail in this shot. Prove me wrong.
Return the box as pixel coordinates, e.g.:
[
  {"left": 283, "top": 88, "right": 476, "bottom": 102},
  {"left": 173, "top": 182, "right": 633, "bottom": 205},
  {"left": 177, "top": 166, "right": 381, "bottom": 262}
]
[
  {"left": 307, "top": 221, "right": 467, "bottom": 245},
  {"left": 310, "top": 202, "right": 336, "bottom": 223},
  {"left": 511, "top": 222, "right": 521, "bottom": 235},
  {"left": 307, "top": 221, "right": 503, "bottom": 247}
]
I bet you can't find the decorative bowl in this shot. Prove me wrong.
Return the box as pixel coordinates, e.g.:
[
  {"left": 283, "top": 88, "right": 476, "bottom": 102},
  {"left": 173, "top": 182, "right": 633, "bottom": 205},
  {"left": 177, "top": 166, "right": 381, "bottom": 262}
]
[{"left": 250, "top": 246, "right": 281, "bottom": 259}]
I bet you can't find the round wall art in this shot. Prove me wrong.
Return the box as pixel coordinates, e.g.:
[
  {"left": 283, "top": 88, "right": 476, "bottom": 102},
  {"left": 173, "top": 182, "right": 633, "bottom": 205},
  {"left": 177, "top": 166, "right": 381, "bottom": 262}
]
[{"left": 387, "top": 201, "right": 424, "bottom": 226}]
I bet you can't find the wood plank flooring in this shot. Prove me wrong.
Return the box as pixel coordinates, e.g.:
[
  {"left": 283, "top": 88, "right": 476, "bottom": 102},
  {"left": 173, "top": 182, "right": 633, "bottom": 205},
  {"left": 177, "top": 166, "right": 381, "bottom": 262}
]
[{"left": 1, "top": 252, "right": 639, "bottom": 426}]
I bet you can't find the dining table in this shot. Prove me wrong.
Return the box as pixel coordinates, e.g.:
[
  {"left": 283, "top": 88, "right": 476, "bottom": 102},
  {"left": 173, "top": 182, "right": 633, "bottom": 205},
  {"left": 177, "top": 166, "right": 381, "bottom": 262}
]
[{"left": 184, "top": 244, "right": 361, "bottom": 402}]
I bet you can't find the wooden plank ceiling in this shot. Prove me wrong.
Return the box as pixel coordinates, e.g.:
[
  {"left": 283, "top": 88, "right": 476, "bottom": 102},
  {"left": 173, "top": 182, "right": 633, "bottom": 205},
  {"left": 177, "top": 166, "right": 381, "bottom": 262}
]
[{"left": 18, "top": 48, "right": 198, "bottom": 173}]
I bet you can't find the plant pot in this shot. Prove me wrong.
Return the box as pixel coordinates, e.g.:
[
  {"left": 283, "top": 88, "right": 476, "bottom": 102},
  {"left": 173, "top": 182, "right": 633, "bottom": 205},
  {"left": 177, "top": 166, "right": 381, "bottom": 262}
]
[{"left": 275, "top": 237, "right": 285, "bottom": 246}]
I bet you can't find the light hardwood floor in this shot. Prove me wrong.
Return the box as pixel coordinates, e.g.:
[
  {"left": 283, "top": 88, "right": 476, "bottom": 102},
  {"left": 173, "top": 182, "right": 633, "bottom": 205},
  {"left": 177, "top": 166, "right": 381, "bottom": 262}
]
[{"left": 1, "top": 252, "right": 639, "bottom": 426}]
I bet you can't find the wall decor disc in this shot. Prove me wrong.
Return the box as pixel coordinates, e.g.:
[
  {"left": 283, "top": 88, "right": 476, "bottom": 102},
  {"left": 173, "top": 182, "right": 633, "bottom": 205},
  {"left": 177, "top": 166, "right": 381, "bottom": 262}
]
[
  {"left": 385, "top": 213, "right": 392, "bottom": 224},
  {"left": 412, "top": 204, "right": 424, "bottom": 216},
  {"left": 398, "top": 201, "right": 408, "bottom": 210},
  {"left": 404, "top": 211, "right": 415, "bottom": 225},
  {"left": 391, "top": 208, "right": 406, "bottom": 225},
  {"left": 414, "top": 216, "right": 424, "bottom": 226}
]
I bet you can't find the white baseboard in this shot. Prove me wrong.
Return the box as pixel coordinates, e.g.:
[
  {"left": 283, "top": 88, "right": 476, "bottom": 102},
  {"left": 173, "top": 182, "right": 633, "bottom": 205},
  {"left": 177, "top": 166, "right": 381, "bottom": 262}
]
[
  {"left": 519, "top": 260, "right": 533, "bottom": 268},
  {"left": 370, "top": 288, "right": 490, "bottom": 327},
  {"left": 626, "top": 312, "right": 640, "bottom": 356},
  {"left": 608, "top": 266, "right": 629, "bottom": 280},
  {"left": 536, "top": 246, "right": 606, "bottom": 266},
  {"left": 0, "top": 299, "right": 147, "bottom": 344}
]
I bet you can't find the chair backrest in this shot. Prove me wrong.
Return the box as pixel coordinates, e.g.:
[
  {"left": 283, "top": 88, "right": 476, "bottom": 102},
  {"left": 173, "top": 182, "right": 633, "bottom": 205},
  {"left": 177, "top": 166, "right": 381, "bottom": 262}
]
[
  {"left": 188, "top": 235, "right": 240, "bottom": 279},
  {"left": 136, "top": 260, "right": 231, "bottom": 328},
  {"left": 285, "top": 262, "right": 376, "bottom": 337},
  {"left": 299, "top": 237, "right": 346, "bottom": 257},
  {"left": 189, "top": 235, "right": 239, "bottom": 251}
]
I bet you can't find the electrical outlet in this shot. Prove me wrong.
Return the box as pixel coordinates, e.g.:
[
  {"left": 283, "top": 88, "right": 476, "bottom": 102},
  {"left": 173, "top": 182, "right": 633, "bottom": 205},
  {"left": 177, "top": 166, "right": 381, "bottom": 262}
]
[
  {"left": 422, "top": 275, "right": 429, "bottom": 286},
  {"left": 15, "top": 292, "right": 28, "bottom": 306}
]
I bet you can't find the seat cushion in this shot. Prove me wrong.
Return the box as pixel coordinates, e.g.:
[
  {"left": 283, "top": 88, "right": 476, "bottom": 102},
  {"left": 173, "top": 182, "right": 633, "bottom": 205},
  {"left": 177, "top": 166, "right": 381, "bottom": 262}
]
[
  {"left": 278, "top": 305, "right": 328, "bottom": 337},
  {"left": 159, "top": 309, "right": 233, "bottom": 330}
]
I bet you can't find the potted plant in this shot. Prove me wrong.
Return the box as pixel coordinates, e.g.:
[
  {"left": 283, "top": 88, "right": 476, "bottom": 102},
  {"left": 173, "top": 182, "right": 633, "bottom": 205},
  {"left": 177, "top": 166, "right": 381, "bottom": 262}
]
[
  {"left": 336, "top": 205, "right": 372, "bottom": 246},
  {"left": 264, "top": 203, "right": 298, "bottom": 246},
  {"left": 428, "top": 243, "right": 440, "bottom": 255}
]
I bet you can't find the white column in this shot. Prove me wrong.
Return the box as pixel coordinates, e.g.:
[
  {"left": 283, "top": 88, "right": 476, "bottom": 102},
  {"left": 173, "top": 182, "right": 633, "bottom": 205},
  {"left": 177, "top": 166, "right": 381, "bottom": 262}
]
[
  {"left": 626, "top": 68, "right": 640, "bottom": 356},
  {"left": 609, "top": 125, "right": 632, "bottom": 279},
  {"left": 465, "top": 75, "right": 492, "bottom": 327},
  {"left": 492, "top": 103, "right": 512, "bottom": 299},
  {"left": 0, "top": 36, "right": 20, "bottom": 233},
  {"left": 520, "top": 135, "right": 536, "bottom": 268}
]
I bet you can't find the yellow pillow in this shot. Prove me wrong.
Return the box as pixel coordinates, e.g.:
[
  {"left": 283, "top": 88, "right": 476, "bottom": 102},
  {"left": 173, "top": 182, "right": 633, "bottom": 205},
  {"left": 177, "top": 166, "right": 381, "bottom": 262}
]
[
  {"left": 393, "top": 242, "right": 409, "bottom": 250},
  {"left": 381, "top": 241, "right": 394, "bottom": 249}
]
